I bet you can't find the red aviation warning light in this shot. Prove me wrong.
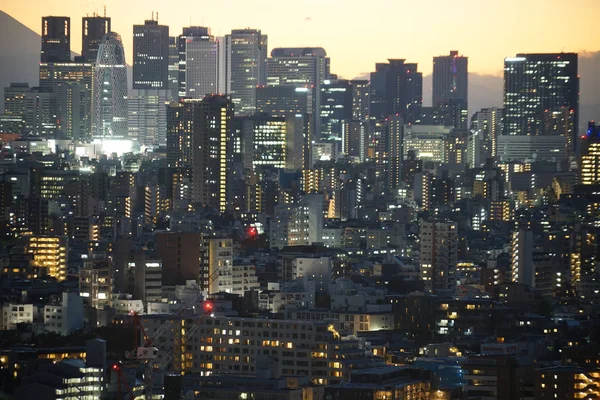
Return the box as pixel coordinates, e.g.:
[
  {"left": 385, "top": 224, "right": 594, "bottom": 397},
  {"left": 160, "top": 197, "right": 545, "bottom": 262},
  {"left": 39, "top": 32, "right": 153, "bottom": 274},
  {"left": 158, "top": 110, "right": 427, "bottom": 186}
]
[{"left": 203, "top": 302, "right": 213, "bottom": 313}]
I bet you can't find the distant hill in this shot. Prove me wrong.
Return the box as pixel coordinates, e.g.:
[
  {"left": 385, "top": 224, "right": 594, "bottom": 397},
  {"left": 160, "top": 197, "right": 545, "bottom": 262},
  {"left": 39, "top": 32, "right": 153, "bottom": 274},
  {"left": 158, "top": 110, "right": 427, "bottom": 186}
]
[{"left": 0, "top": 10, "right": 41, "bottom": 111}]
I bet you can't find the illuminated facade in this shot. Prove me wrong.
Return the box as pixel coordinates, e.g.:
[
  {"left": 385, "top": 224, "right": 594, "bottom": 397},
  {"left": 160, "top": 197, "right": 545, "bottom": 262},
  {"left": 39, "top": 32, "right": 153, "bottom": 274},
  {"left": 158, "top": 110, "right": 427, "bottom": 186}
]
[
  {"left": 580, "top": 121, "right": 600, "bottom": 185},
  {"left": 41, "top": 16, "right": 71, "bottom": 63},
  {"left": 39, "top": 62, "right": 94, "bottom": 139},
  {"left": 127, "top": 89, "right": 169, "bottom": 146},
  {"left": 24, "top": 236, "right": 68, "bottom": 281},
  {"left": 535, "top": 367, "right": 600, "bottom": 400},
  {"left": 503, "top": 53, "right": 578, "bottom": 155},
  {"left": 79, "top": 255, "right": 113, "bottom": 309},
  {"left": 433, "top": 50, "right": 468, "bottom": 129},
  {"left": 511, "top": 229, "right": 534, "bottom": 288},
  {"left": 419, "top": 221, "right": 457, "bottom": 294},
  {"left": 470, "top": 107, "right": 503, "bottom": 166},
  {"left": 93, "top": 32, "right": 128, "bottom": 138},
  {"left": 225, "top": 29, "right": 268, "bottom": 115},
  {"left": 82, "top": 15, "right": 111, "bottom": 63},
  {"left": 351, "top": 79, "right": 370, "bottom": 121},
  {"left": 141, "top": 314, "right": 368, "bottom": 385},
  {"left": 178, "top": 27, "right": 219, "bottom": 99},
  {"left": 167, "top": 96, "right": 232, "bottom": 212},
  {"left": 133, "top": 19, "right": 169, "bottom": 89}
]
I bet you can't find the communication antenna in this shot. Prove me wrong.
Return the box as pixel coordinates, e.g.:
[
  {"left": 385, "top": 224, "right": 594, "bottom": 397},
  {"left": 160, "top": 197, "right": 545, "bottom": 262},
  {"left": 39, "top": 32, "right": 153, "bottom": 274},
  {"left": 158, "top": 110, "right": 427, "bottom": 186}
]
[
  {"left": 103, "top": 5, "right": 106, "bottom": 17},
  {"left": 156, "top": 12, "right": 159, "bottom": 22}
]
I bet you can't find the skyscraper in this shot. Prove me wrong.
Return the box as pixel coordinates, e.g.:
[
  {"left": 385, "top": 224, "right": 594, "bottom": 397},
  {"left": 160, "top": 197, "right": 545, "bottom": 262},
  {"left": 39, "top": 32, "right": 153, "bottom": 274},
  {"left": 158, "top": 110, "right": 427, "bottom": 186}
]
[
  {"left": 469, "top": 107, "right": 503, "bottom": 166},
  {"left": 419, "top": 220, "right": 457, "bottom": 294},
  {"left": 168, "top": 37, "right": 179, "bottom": 99},
  {"left": 503, "top": 53, "right": 578, "bottom": 155},
  {"left": 178, "top": 27, "right": 219, "bottom": 99},
  {"left": 369, "top": 59, "right": 422, "bottom": 123},
  {"left": 320, "top": 79, "right": 353, "bottom": 141},
  {"left": 94, "top": 32, "right": 128, "bottom": 138},
  {"left": 82, "top": 15, "right": 111, "bottom": 63},
  {"left": 127, "top": 89, "right": 169, "bottom": 146},
  {"left": 580, "top": 121, "right": 600, "bottom": 185},
  {"left": 41, "top": 16, "right": 71, "bottom": 63},
  {"left": 39, "top": 62, "right": 94, "bottom": 139},
  {"left": 167, "top": 96, "right": 233, "bottom": 213},
  {"left": 351, "top": 79, "right": 370, "bottom": 121},
  {"left": 225, "top": 29, "right": 268, "bottom": 115},
  {"left": 266, "top": 47, "right": 329, "bottom": 135},
  {"left": 133, "top": 19, "right": 169, "bottom": 89},
  {"left": 432, "top": 50, "right": 468, "bottom": 129}
]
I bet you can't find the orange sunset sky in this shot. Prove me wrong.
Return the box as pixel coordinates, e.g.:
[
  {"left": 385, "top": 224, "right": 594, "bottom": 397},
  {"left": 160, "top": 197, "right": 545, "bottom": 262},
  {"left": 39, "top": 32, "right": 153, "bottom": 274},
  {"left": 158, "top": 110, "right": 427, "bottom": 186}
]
[{"left": 2, "top": 0, "right": 600, "bottom": 78}]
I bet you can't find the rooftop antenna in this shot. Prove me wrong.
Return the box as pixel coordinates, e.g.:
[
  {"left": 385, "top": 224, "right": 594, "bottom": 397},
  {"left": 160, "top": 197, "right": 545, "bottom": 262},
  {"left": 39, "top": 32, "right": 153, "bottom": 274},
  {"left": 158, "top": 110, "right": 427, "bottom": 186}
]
[
  {"left": 103, "top": 5, "right": 106, "bottom": 17},
  {"left": 152, "top": 11, "right": 154, "bottom": 21},
  {"left": 156, "top": 12, "right": 159, "bottom": 22}
]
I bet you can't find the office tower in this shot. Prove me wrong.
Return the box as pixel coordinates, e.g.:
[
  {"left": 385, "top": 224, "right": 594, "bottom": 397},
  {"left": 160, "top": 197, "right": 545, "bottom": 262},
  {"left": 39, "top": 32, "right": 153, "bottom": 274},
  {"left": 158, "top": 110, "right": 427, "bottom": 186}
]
[
  {"left": 39, "top": 62, "right": 94, "bottom": 139},
  {"left": 93, "top": 32, "right": 128, "bottom": 138},
  {"left": 225, "top": 29, "right": 268, "bottom": 115},
  {"left": 432, "top": 50, "right": 468, "bottom": 129},
  {"left": 41, "top": 16, "right": 71, "bottom": 62},
  {"left": 369, "top": 59, "right": 422, "bottom": 123},
  {"left": 4, "top": 83, "right": 29, "bottom": 114},
  {"left": 127, "top": 89, "right": 169, "bottom": 146},
  {"left": 580, "top": 121, "right": 600, "bottom": 185},
  {"left": 503, "top": 53, "right": 578, "bottom": 157},
  {"left": 133, "top": 18, "right": 169, "bottom": 89},
  {"left": 266, "top": 47, "right": 329, "bottom": 87},
  {"left": 82, "top": 15, "right": 111, "bottom": 62},
  {"left": 388, "top": 115, "right": 404, "bottom": 189},
  {"left": 267, "top": 47, "right": 328, "bottom": 133},
  {"left": 419, "top": 220, "right": 457, "bottom": 294},
  {"left": 133, "top": 253, "right": 163, "bottom": 303},
  {"left": 168, "top": 37, "right": 179, "bottom": 99},
  {"left": 203, "top": 238, "right": 233, "bottom": 294},
  {"left": 469, "top": 107, "right": 503, "bottom": 167},
  {"left": 178, "top": 27, "right": 219, "bottom": 99},
  {"left": 167, "top": 96, "right": 233, "bottom": 213},
  {"left": 288, "top": 193, "right": 324, "bottom": 246},
  {"left": 320, "top": 79, "right": 353, "bottom": 140},
  {"left": 23, "top": 236, "right": 67, "bottom": 281},
  {"left": 343, "top": 120, "right": 367, "bottom": 161},
  {"left": 241, "top": 114, "right": 304, "bottom": 171},
  {"left": 351, "top": 79, "right": 370, "bottom": 120},
  {"left": 256, "top": 86, "right": 311, "bottom": 117},
  {"left": 18, "top": 87, "right": 57, "bottom": 136},
  {"left": 511, "top": 229, "right": 534, "bottom": 288}
]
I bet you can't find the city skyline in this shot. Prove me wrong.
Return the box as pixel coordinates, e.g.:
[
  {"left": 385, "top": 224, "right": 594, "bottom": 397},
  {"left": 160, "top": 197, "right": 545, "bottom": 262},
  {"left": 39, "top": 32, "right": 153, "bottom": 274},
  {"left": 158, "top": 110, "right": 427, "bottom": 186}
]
[{"left": 2, "top": 0, "right": 600, "bottom": 79}]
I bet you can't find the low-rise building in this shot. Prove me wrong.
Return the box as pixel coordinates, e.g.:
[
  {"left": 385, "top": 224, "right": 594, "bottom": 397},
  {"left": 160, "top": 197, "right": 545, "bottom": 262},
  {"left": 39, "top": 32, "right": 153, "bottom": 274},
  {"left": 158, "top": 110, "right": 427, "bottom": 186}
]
[{"left": 43, "top": 292, "right": 84, "bottom": 336}]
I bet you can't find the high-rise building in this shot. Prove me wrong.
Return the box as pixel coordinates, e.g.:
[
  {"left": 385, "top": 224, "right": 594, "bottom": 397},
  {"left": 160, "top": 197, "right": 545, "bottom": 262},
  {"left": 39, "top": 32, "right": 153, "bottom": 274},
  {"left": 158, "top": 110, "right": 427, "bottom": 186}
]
[
  {"left": 351, "top": 79, "right": 370, "bottom": 120},
  {"left": 82, "top": 15, "right": 111, "bottom": 63},
  {"left": 93, "top": 32, "right": 128, "bottom": 138},
  {"left": 580, "top": 121, "right": 600, "bottom": 185},
  {"left": 225, "top": 29, "right": 268, "bottom": 115},
  {"left": 370, "top": 59, "right": 422, "bottom": 123},
  {"left": 39, "top": 62, "right": 94, "bottom": 139},
  {"left": 127, "top": 89, "right": 169, "bottom": 146},
  {"left": 41, "top": 16, "right": 71, "bottom": 63},
  {"left": 133, "top": 19, "right": 169, "bottom": 89},
  {"left": 432, "top": 50, "right": 468, "bottom": 129},
  {"left": 266, "top": 47, "right": 328, "bottom": 135},
  {"left": 388, "top": 115, "right": 404, "bottom": 190},
  {"left": 419, "top": 220, "right": 457, "bottom": 294},
  {"left": 240, "top": 114, "right": 304, "bottom": 171},
  {"left": 288, "top": 193, "right": 324, "bottom": 246},
  {"left": 469, "top": 107, "right": 503, "bottom": 166},
  {"left": 511, "top": 229, "right": 534, "bottom": 288},
  {"left": 23, "top": 236, "right": 67, "bottom": 281},
  {"left": 177, "top": 27, "right": 219, "bottom": 99},
  {"left": 320, "top": 79, "right": 352, "bottom": 140},
  {"left": 155, "top": 232, "right": 203, "bottom": 286},
  {"left": 167, "top": 96, "right": 233, "bottom": 213},
  {"left": 168, "top": 37, "right": 179, "bottom": 100},
  {"left": 256, "top": 86, "right": 311, "bottom": 117},
  {"left": 503, "top": 53, "right": 578, "bottom": 157}
]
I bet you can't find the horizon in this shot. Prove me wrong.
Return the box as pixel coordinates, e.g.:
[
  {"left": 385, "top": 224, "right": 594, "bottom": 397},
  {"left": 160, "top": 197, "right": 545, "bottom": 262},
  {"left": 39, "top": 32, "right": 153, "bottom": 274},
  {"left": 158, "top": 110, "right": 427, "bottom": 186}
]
[{"left": 2, "top": 0, "right": 600, "bottom": 79}]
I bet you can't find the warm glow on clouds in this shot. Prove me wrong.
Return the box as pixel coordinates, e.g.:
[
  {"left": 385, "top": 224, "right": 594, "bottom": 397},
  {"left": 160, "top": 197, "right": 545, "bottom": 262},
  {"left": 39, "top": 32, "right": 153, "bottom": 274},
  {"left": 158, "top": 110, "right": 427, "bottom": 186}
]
[{"left": 3, "top": 0, "right": 600, "bottom": 78}]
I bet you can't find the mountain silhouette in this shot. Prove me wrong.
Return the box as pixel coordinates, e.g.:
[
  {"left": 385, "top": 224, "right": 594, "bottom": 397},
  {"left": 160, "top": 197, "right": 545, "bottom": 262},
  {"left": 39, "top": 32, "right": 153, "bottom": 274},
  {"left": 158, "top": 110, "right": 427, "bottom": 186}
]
[{"left": 0, "top": 10, "right": 41, "bottom": 111}]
